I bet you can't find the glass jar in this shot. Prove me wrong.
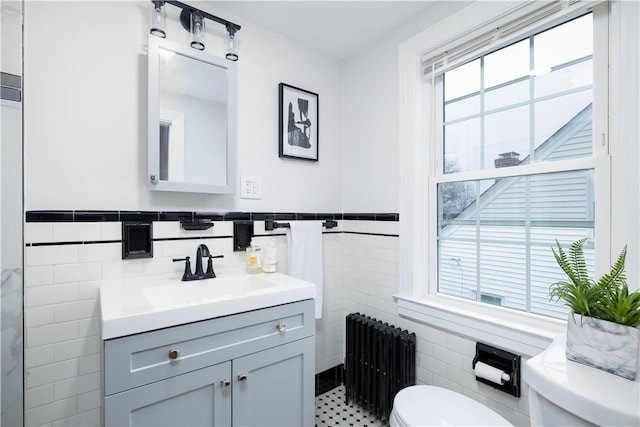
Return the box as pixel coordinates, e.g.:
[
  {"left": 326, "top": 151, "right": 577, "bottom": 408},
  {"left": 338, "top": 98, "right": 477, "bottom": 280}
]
[
  {"left": 262, "top": 239, "right": 277, "bottom": 273},
  {"left": 246, "top": 240, "right": 262, "bottom": 274}
]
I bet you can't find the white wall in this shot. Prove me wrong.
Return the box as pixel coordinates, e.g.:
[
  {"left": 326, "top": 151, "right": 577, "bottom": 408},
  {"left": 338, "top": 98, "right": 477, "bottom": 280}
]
[
  {"left": 340, "top": 1, "right": 470, "bottom": 212},
  {"left": 24, "top": 1, "right": 343, "bottom": 213}
]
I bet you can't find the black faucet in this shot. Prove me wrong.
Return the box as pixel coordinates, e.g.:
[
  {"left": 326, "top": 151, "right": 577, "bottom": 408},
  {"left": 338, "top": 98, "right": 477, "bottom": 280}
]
[
  {"left": 194, "top": 244, "right": 210, "bottom": 278},
  {"left": 173, "top": 244, "right": 224, "bottom": 281},
  {"left": 172, "top": 256, "right": 194, "bottom": 281}
]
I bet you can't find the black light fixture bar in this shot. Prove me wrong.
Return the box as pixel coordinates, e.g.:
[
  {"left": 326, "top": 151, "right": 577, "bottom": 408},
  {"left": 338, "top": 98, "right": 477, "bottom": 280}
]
[{"left": 163, "top": 0, "right": 241, "bottom": 34}]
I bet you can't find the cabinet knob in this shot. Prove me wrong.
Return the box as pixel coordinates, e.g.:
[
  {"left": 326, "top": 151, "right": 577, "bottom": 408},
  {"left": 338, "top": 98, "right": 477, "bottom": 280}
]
[
  {"left": 220, "top": 379, "right": 231, "bottom": 390},
  {"left": 237, "top": 373, "right": 248, "bottom": 383},
  {"left": 276, "top": 322, "right": 287, "bottom": 332},
  {"left": 168, "top": 349, "right": 180, "bottom": 361}
]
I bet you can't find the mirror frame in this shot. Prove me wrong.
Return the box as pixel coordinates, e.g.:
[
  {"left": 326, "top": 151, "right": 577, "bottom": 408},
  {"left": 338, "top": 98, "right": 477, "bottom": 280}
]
[{"left": 148, "top": 36, "right": 237, "bottom": 194}]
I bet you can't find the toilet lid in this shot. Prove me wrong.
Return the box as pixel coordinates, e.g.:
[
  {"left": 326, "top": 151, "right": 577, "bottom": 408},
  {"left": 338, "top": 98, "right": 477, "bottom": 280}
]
[{"left": 393, "top": 386, "right": 512, "bottom": 426}]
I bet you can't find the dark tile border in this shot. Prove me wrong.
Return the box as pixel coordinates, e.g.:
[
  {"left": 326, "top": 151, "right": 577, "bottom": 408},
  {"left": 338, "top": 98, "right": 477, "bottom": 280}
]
[
  {"left": 154, "top": 236, "right": 232, "bottom": 242},
  {"left": 26, "top": 211, "right": 74, "bottom": 222},
  {"left": 223, "top": 212, "right": 251, "bottom": 221},
  {"left": 376, "top": 213, "right": 399, "bottom": 221},
  {"left": 27, "top": 240, "right": 121, "bottom": 247},
  {"left": 343, "top": 231, "right": 399, "bottom": 238},
  {"left": 344, "top": 213, "right": 398, "bottom": 221},
  {"left": 120, "top": 211, "right": 160, "bottom": 222},
  {"left": 194, "top": 212, "right": 225, "bottom": 221},
  {"left": 297, "top": 213, "right": 317, "bottom": 220},
  {"left": 159, "top": 211, "right": 193, "bottom": 221},
  {"left": 316, "top": 213, "right": 336, "bottom": 220},
  {"left": 249, "top": 212, "right": 273, "bottom": 221},
  {"left": 274, "top": 212, "right": 297, "bottom": 220},
  {"left": 75, "top": 211, "right": 120, "bottom": 222},
  {"left": 355, "top": 213, "right": 376, "bottom": 221},
  {"left": 25, "top": 210, "right": 399, "bottom": 223},
  {"left": 315, "top": 364, "right": 344, "bottom": 396}
]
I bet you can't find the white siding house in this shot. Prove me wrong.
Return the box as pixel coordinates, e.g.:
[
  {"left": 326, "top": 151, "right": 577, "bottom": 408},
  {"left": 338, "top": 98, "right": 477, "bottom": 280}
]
[{"left": 439, "top": 104, "right": 595, "bottom": 318}]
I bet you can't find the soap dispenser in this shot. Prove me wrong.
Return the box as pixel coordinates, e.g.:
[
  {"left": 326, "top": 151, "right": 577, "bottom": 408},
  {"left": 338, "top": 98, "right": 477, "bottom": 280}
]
[
  {"left": 262, "top": 238, "right": 277, "bottom": 273},
  {"left": 246, "top": 239, "right": 262, "bottom": 274}
]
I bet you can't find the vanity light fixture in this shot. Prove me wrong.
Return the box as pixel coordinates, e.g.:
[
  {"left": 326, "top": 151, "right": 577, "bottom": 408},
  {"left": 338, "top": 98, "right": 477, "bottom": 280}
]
[
  {"left": 149, "top": 0, "right": 242, "bottom": 59},
  {"left": 149, "top": 0, "right": 166, "bottom": 38},
  {"left": 189, "top": 9, "right": 205, "bottom": 50},
  {"left": 225, "top": 24, "right": 239, "bottom": 61}
]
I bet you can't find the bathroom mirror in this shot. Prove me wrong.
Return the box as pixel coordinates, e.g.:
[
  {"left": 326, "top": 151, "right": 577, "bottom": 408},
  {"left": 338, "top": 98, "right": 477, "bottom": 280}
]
[{"left": 148, "top": 36, "right": 236, "bottom": 194}]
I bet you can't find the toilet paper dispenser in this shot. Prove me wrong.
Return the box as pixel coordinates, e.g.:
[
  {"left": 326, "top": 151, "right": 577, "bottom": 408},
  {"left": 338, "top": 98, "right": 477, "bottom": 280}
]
[{"left": 472, "top": 342, "right": 521, "bottom": 397}]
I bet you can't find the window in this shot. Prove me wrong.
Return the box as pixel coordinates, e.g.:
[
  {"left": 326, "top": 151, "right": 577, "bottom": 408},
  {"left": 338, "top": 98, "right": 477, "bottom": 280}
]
[
  {"left": 397, "top": 0, "right": 639, "bottom": 355},
  {"left": 428, "top": 10, "right": 606, "bottom": 320}
]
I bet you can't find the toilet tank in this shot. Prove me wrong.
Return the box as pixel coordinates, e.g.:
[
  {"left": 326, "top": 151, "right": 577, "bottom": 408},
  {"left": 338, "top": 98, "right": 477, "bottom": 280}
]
[
  {"left": 524, "top": 335, "right": 640, "bottom": 427},
  {"left": 528, "top": 387, "right": 596, "bottom": 426}
]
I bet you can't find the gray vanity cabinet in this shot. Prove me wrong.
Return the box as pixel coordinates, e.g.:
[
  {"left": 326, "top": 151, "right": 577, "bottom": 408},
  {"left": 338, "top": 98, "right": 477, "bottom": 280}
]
[
  {"left": 104, "top": 362, "right": 232, "bottom": 426},
  {"left": 233, "top": 337, "right": 315, "bottom": 426},
  {"left": 103, "top": 299, "right": 315, "bottom": 427}
]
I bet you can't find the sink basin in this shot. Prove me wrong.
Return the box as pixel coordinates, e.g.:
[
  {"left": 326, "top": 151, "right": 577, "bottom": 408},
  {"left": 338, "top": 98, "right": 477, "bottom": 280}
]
[
  {"left": 144, "top": 275, "right": 278, "bottom": 306},
  {"left": 99, "top": 273, "right": 315, "bottom": 339}
]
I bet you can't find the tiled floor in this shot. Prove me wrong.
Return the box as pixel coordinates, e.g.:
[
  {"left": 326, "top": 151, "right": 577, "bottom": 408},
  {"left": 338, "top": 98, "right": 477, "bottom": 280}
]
[{"left": 315, "top": 385, "right": 388, "bottom": 427}]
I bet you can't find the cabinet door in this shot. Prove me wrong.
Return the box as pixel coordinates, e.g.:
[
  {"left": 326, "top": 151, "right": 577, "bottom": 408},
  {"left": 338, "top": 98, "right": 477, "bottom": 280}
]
[
  {"left": 232, "top": 337, "right": 315, "bottom": 427},
  {"left": 105, "top": 362, "right": 231, "bottom": 427}
]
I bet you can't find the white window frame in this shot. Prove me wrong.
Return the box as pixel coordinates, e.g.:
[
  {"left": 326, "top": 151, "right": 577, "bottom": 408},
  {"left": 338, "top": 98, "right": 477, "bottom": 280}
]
[{"left": 395, "top": 0, "right": 640, "bottom": 357}]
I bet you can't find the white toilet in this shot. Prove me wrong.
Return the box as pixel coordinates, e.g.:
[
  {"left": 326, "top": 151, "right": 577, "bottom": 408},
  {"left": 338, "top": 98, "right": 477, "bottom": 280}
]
[
  {"left": 389, "top": 385, "right": 512, "bottom": 426},
  {"left": 524, "top": 335, "right": 640, "bottom": 426}
]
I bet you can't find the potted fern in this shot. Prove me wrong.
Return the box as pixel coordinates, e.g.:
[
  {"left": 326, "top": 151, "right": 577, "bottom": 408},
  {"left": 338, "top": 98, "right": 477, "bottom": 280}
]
[{"left": 550, "top": 238, "right": 640, "bottom": 380}]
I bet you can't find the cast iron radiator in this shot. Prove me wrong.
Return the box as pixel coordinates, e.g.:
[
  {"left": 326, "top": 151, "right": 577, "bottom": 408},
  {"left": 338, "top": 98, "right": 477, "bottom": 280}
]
[{"left": 345, "top": 313, "right": 416, "bottom": 421}]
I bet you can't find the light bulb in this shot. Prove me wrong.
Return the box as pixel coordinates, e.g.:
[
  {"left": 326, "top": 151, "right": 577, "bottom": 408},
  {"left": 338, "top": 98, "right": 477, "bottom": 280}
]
[
  {"left": 226, "top": 29, "right": 238, "bottom": 61},
  {"left": 190, "top": 11, "right": 205, "bottom": 50},
  {"left": 149, "top": 1, "right": 166, "bottom": 38}
]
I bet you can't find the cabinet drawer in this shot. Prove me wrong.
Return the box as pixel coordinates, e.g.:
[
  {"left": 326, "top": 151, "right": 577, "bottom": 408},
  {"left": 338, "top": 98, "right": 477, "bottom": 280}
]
[{"left": 104, "top": 299, "right": 314, "bottom": 396}]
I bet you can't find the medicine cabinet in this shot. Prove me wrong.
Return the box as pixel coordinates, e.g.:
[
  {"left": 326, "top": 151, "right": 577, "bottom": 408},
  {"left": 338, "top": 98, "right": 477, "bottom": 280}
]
[{"left": 147, "top": 36, "right": 236, "bottom": 194}]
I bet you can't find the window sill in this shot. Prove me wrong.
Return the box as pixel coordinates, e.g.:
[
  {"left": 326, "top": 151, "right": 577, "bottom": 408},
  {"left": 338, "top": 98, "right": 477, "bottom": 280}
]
[{"left": 395, "top": 294, "right": 567, "bottom": 358}]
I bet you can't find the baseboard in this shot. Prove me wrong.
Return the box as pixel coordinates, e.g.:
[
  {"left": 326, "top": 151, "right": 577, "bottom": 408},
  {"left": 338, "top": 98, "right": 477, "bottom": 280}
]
[{"left": 315, "top": 364, "right": 344, "bottom": 396}]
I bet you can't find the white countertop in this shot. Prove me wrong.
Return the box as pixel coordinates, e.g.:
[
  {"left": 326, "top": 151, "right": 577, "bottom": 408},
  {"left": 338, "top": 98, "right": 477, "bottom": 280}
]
[{"left": 99, "top": 272, "right": 315, "bottom": 340}]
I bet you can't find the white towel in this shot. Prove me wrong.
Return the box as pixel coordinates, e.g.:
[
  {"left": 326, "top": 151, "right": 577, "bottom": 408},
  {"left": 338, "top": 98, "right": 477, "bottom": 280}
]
[{"left": 287, "top": 221, "right": 323, "bottom": 319}]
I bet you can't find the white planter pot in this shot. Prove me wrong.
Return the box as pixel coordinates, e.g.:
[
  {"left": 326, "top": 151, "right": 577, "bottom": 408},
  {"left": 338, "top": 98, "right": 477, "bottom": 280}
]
[{"left": 566, "top": 313, "right": 640, "bottom": 380}]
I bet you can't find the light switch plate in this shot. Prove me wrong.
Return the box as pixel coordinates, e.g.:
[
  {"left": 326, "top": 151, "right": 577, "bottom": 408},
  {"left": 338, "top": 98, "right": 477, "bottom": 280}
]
[{"left": 240, "top": 175, "right": 262, "bottom": 199}]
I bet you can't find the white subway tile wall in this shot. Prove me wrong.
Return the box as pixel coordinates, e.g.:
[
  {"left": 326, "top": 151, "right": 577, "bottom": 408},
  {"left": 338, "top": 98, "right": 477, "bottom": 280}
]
[
  {"left": 23, "top": 220, "right": 345, "bottom": 426},
  {"left": 340, "top": 222, "right": 531, "bottom": 427},
  {"left": 24, "top": 218, "right": 531, "bottom": 427}
]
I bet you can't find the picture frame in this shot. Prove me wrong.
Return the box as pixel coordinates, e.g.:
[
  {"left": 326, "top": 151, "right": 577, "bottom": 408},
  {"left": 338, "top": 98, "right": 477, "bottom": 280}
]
[{"left": 279, "top": 83, "right": 319, "bottom": 161}]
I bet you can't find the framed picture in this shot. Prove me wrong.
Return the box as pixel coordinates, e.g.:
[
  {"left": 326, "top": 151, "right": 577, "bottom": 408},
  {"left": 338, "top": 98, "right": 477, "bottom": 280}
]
[{"left": 279, "top": 83, "right": 319, "bottom": 161}]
